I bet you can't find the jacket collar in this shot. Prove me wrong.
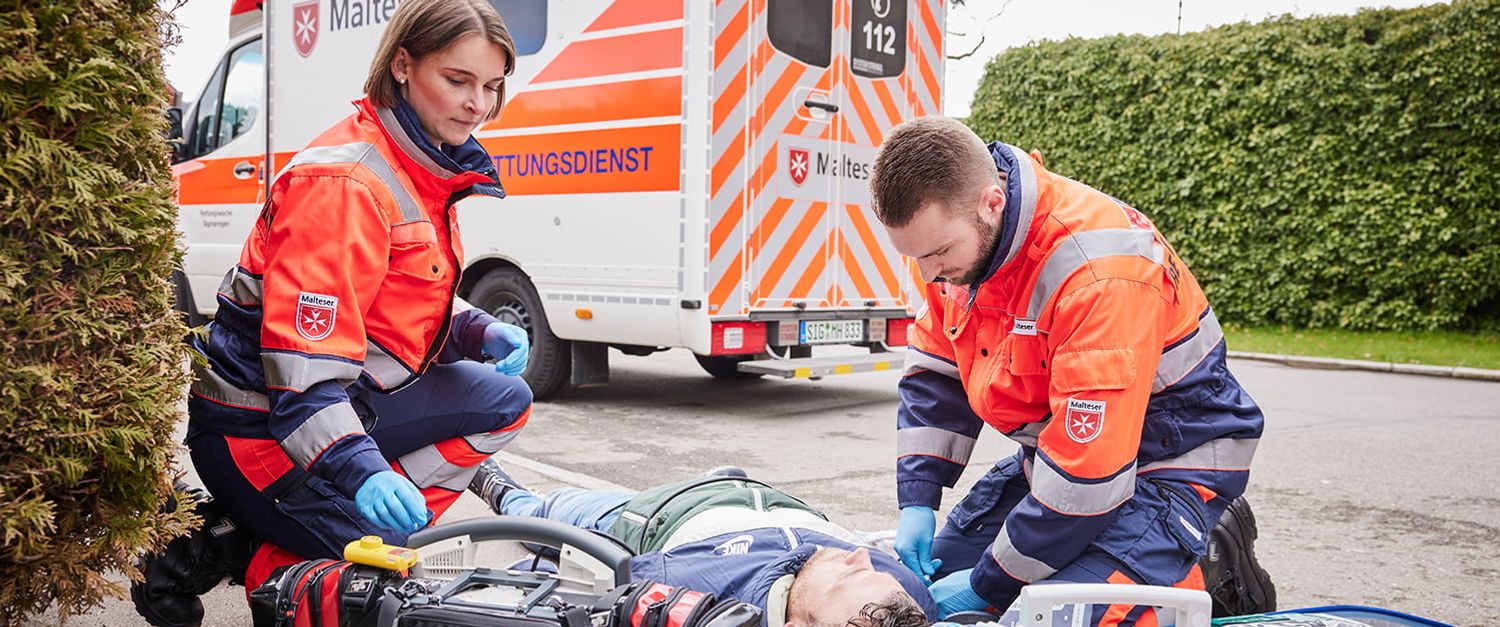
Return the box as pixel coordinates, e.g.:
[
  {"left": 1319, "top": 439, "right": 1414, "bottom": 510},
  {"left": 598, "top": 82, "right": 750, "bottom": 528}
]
[
  {"left": 963, "top": 141, "right": 1041, "bottom": 307},
  {"left": 745, "top": 544, "right": 818, "bottom": 627},
  {"left": 361, "top": 96, "right": 506, "bottom": 203}
]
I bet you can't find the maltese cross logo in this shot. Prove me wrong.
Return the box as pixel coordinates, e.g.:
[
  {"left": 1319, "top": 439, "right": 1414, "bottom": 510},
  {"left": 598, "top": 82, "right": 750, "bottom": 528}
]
[
  {"left": 295, "top": 292, "right": 338, "bottom": 341},
  {"left": 788, "top": 147, "right": 810, "bottom": 186},
  {"left": 1065, "top": 399, "right": 1105, "bottom": 444},
  {"left": 293, "top": 0, "right": 319, "bottom": 58}
]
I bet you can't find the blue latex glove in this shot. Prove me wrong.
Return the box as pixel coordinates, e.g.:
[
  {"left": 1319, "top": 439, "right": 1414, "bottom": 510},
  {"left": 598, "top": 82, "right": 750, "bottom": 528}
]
[
  {"left": 483, "top": 322, "right": 530, "bottom": 376},
  {"left": 929, "top": 569, "right": 990, "bottom": 617},
  {"left": 355, "top": 471, "right": 429, "bottom": 534},
  {"left": 895, "top": 506, "right": 942, "bottom": 581}
]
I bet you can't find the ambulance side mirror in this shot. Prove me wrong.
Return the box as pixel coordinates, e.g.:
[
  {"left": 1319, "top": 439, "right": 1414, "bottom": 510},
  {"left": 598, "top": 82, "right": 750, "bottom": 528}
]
[
  {"left": 166, "top": 107, "right": 183, "bottom": 141},
  {"left": 165, "top": 107, "right": 185, "bottom": 163}
]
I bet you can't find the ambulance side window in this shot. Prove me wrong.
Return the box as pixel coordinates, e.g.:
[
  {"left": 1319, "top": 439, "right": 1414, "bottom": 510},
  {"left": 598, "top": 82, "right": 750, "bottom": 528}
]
[
  {"left": 217, "top": 40, "right": 263, "bottom": 147},
  {"left": 184, "top": 56, "right": 227, "bottom": 160},
  {"left": 767, "top": 0, "right": 832, "bottom": 68},
  {"left": 183, "top": 38, "right": 262, "bottom": 160},
  {"left": 490, "top": 0, "right": 545, "bottom": 55},
  {"left": 851, "top": 0, "right": 906, "bottom": 78}
]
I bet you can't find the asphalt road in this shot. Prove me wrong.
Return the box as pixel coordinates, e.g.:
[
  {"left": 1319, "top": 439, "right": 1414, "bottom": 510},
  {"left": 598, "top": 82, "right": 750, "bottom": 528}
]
[{"left": 43, "top": 349, "right": 1499, "bottom": 626}]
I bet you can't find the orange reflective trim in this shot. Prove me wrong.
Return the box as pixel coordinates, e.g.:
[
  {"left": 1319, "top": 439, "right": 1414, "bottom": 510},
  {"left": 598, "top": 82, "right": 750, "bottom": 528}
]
[
  {"left": 792, "top": 229, "right": 840, "bottom": 301},
  {"left": 708, "top": 195, "right": 796, "bottom": 312},
  {"left": 707, "top": 249, "right": 746, "bottom": 315},
  {"left": 917, "top": 0, "right": 943, "bottom": 62},
  {"left": 871, "top": 80, "right": 904, "bottom": 128},
  {"left": 712, "top": 61, "right": 748, "bottom": 133},
  {"left": 531, "top": 29, "right": 683, "bottom": 83},
  {"left": 1191, "top": 482, "right": 1218, "bottom": 503},
  {"left": 914, "top": 40, "right": 942, "bottom": 115},
  {"left": 584, "top": 0, "right": 683, "bottom": 32},
  {"left": 711, "top": 107, "right": 833, "bottom": 260},
  {"left": 836, "top": 230, "right": 877, "bottom": 300},
  {"left": 491, "top": 76, "right": 682, "bottom": 130},
  {"left": 755, "top": 202, "right": 827, "bottom": 300},
  {"left": 479, "top": 125, "right": 679, "bottom": 195},
  {"left": 845, "top": 204, "right": 903, "bottom": 298},
  {"left": 713, "top": 2, "right": 749, "bottom": 70},
  {"left": 176, "top": 156, "right": 262, "bottom": 205},
  {"left": 708, "top": 128, "right": 753, "bottom": 254},
  {"left": 845, "top": 78, "right": 884, "bottom": 144},
  {"left": 710, "top": 125, "right": 750, "bottom": 213}
]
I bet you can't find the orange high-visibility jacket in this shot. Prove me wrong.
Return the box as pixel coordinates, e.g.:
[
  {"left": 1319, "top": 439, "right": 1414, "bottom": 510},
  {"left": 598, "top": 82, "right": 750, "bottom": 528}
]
[
  {"left": 896, "top": 143, "right": 1264, "bottom": 602},
  {"left": 189, "top": 98, "right": 509, "bottom": 495}
]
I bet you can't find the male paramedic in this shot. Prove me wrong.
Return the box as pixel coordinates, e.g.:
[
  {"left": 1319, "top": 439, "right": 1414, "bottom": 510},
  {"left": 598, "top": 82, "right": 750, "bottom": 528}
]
[{"left": 868, "top": 117, "right": 1266, "bottom": 622}]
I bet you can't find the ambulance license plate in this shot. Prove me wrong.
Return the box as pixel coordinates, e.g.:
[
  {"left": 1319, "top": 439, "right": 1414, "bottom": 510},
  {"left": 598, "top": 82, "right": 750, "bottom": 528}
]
[{"left": 800, "top": 320, "right": 864, "bottom": 345}]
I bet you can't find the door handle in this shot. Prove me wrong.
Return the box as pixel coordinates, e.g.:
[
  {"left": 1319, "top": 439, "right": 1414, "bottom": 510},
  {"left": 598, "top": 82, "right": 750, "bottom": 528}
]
[
  {"left": 233, "top": 161, "right": 257, "bottom": 179},
  {"left": 802, "top": 100, "right": 840, "bottom": 113}
]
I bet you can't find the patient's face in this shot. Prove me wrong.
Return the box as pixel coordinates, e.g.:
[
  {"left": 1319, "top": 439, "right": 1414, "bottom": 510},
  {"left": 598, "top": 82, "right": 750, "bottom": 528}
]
[{"left": 786, "top": 547, "right": 911, "bottom": 627}]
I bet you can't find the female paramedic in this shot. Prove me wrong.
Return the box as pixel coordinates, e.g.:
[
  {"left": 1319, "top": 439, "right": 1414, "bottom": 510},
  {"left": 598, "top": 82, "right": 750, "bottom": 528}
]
[{"left": 133, "top": 1, "right": 531, "bottom": 624}]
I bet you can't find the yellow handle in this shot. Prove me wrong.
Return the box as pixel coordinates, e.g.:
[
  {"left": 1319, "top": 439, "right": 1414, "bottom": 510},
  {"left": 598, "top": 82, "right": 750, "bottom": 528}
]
[{"left": 343, "top": 535, "right": 419, "bottom": 571}]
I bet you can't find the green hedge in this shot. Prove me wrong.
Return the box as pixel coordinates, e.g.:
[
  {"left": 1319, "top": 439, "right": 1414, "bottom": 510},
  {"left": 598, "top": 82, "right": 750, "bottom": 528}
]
[
  {"left": 968, "top": 0, "right": 1500, "bottom": 330},
  {"left": 0, "top": 1, "right": 194, "bottom": 620}
]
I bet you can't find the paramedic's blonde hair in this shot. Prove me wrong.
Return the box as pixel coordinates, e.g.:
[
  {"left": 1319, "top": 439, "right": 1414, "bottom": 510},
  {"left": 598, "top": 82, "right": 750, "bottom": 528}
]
[{"left": 365, "top": 0, "right": 517, "bottom": 122}]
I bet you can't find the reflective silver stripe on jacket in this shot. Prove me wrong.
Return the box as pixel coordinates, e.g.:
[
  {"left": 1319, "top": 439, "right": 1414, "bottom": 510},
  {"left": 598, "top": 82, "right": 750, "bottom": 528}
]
[
  {"left": 464, "top": 427, "right": 523, "bottom": 456},
  {"left": 1024, "top": 228, "right": 1164, "bottom": 319},
  {"left": 453, "top": 296, "right": 477, "bottom": 315},
  {"left": 1140, "top": 437, "right": 1259, "bottom": 474},
  {"left": 997, "top": 144, "right": 1041, "bottom": 269},
  {"left": 263, "top": 352, "right": 363, "bottom": 393},
  {"left": 216, "top": 267, "right": 264, "bottom": 306},
  {"left": 362, "top": 341, "right": 413, "bottom": 391},
  {"left": 897, "top": 426, "right": 977, "bottom": 464},
  {"left": 991, "top": 529, "right": 1057, "bottom": 583},
  {"left": 1004, "top": 420, "right": 1049, "bottom": 449},
  {"left": 189, "top": 361, "right": 269, "bottom": 411},
  {"left": 397, "top": 444, "right": 477, "bottom": 491},
  {"left": 1153, "top": 308, "right": 1225, "bottom": 393},
  {"left": 903, "top": 347, "right": 959, "bottom": 379},
  {"left": 375, "top": 106, "right": 456, "bottom": 181},
  {"left": 284, "top": 141, "right": 423, "bottom": 223},
  {"left": 283, "top": 402, "right": 364, "bottom": 468},
  {"left": 1030, "top": 459, "right": 1137, "bottom": 516}
]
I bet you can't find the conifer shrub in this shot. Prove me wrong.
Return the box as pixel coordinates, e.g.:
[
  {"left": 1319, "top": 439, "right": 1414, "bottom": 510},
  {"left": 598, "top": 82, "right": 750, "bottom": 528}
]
[{"left": 0, "top": 0, "right": 195, "bottom": 619}]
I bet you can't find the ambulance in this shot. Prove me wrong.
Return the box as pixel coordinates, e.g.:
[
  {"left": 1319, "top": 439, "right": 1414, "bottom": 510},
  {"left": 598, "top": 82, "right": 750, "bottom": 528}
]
[{"left": 170, "top": 0, "right": 946, "bottom": 397}]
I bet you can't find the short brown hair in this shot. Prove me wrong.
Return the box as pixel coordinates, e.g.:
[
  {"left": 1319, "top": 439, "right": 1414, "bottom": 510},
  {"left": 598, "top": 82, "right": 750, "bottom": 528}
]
[
  {"left": 365, "top": 0, "right": 517, "bottom": 122},
  {"left": 870, "top": 116, "right": 997, "bottom": 227},
  {"left": 844, "top": 593, "right": 929, "bottom": 627}
]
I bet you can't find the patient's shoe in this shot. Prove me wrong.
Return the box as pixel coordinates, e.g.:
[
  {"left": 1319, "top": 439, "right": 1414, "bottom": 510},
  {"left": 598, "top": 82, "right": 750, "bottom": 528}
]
[
  {"left": 470, "top": 457, "right": 527, "bottom": 514},
  {"left": 132, "top": 483, "right": 255, "bottom": 627},
  {"left": 702, "top": 465, "right": 748, "bottom": 478},
  {"left": 1202, "top": 495, "right": 1277, "bottom": 616}
]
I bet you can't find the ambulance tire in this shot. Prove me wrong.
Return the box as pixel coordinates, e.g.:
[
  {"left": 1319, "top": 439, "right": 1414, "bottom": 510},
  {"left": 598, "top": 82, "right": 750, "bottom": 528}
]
[
  {"left": 694, "top": 354, "right": 765, "bottom": 380},
  {"left": 469, "top": 267, "right": 571, "bottom": 399}
]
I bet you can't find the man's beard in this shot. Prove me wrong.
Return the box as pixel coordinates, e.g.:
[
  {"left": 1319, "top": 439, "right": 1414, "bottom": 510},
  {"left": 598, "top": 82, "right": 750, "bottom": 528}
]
[{"left": 946, "top": 214, "right": 1004, "bottom": 287}]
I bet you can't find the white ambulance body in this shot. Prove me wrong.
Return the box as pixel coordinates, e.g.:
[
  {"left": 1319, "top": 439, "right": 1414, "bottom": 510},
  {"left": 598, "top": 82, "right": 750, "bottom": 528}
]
[{"left": 172, "top": 0, "right": 946, "bottom": 397}]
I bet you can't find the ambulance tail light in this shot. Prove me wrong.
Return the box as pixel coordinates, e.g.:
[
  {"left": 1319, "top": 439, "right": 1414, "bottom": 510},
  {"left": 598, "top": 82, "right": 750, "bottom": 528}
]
[
  {"left": 710, "top": 322, "right": 766, "bottom": 356},
  {"left": 885, "top": 318, "right": 914, "bottom": 347}
]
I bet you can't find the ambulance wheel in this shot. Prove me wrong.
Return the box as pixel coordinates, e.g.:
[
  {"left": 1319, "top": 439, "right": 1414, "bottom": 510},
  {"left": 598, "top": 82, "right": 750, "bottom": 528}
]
[
  {"left": 694, "top": 354, "right": 765, "bottom": 380},
  {"left": 469, "top": 267, "right": 571, "bottom": 399}
]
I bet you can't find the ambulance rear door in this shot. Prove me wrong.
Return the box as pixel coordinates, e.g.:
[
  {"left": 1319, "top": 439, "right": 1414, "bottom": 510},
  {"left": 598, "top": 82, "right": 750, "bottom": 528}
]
[
  {"left": 830, "top": 0, "right": 943, "bottom": 313},
  {"left": 709, "top": 0, "right": 937, "bottom": 319}
]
